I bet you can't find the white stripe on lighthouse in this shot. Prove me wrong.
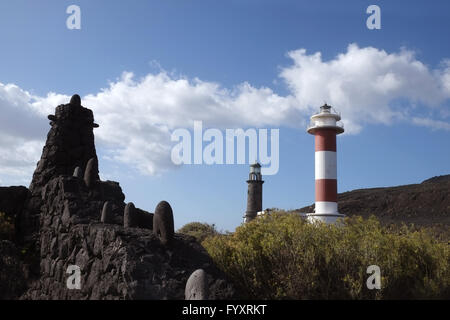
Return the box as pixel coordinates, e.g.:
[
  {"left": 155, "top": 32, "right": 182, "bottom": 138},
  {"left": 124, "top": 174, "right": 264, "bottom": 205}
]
[
  {"left": 315, "top": 151, "right": 337, "bottom": 180},
  {"left": 315, "top": 201, "right": 338, "bottom": 214}
]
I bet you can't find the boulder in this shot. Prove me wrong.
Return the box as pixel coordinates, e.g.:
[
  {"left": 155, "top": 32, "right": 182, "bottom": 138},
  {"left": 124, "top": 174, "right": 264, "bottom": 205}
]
[
  {"left": 153, "top": 201, "right": 174, "bottom": 246},
  {"left": 101, "top": 201, "right": 113, "bottom": 224},
  {"left": 83, "top": 158, "right": 98, "bottom": 189},
  {"left": 185, "top": 269, "right": 209, "bottom": 300},
  {"left": 124, "top": 202, "right": 137, "bottom": 228}
]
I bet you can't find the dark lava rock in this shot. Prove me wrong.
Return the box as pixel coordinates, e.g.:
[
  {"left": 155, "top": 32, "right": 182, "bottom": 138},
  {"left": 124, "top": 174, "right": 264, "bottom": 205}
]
[
  {"left": 0, "top": 95, "right": 237, "bottom": 300},
  {"left": 70, "top": 94, "right": 81, "bottom": 107},
  {"left": 73, "top": 166, "right": 82, "bottom": 179},
  {"left": 21, "top": 96, "right": 100, "bottom": 245},
  {"left": 84, "top": 158, "right": 98, "bottom": 189},
  {"left": 153, "top": 201, "right": 175, "bottom": 246},
  {"left": 20, "top": 175, "right": 235, "bottom": 299},
  {"left": 124, "top": 202, "right": 138, "bottom": 228},
  {"left": 185, "top": 269, "right": 209, "bottom": 300},
  {"left": 101, "top": 201, "right": 113, "bottom": 224},
  {"left": 136, "top": 208, "right": 153, "bottom": 230}
]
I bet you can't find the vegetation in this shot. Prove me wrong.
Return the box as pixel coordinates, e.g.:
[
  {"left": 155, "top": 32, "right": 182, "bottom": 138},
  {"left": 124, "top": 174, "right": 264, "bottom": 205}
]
[
  {"left": 202, "top": 211, "right": 450, "bottom": 299},
  {"left": 0, "top": 212, "right": 15, "bottom": 241},
  {"left": 178, "top": 222, "right": 220, "bottom": 243}
]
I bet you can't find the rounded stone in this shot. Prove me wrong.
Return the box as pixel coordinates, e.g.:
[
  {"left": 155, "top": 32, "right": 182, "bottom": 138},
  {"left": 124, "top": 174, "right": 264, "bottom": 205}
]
[
  {"left": 83, "top": 158, "right": 98, "bottom": 188},
  {"left": 101, "top": 201, "right": 113, "bottom": 224},
  {"left": 73, "top": 166, "right": 82, "bottom": 179},
  {"left": 70, "top": 94, "right": 81, "bottom": 106},
  {"left": 153, "top": 201, "right": 174, "bottom": 246},
  {"left": 124, "top": 202, "right": 137, "bottom": 228},
  {"left": 185, "top": 269, "right": 209, "bottom": 300}
]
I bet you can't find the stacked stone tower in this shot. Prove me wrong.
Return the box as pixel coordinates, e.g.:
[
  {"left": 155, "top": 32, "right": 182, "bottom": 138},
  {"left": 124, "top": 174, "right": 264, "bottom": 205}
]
[
  {"left": 18, "top": 95, "right": 100, "bottom": 243},
  {"left": 33, "top": 94, "right": 100, "bottom": 188},
  {"left": 244, "top": 162, "right": 264, "bottom": 223},
  {"left": 9, "top": 94, "right": 236, "bottom": 299}
]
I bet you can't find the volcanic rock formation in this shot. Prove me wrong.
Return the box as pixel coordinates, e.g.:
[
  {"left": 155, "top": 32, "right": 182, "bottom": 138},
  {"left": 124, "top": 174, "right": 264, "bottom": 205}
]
[{"left": 0, "top": 95, "right": 236, "bottom": 300}]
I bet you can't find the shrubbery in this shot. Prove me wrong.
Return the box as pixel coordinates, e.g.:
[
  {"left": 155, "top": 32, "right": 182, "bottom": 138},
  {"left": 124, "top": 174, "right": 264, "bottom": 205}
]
[
  {"left": 202, "top": 212, "right": 450, "bottom": 299},
  {"left": 178, "top": 222, "right": 219, "bottom": 243}
]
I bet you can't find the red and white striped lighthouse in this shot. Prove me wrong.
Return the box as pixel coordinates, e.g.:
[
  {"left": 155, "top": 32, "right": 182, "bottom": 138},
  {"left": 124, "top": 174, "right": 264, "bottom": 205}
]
[{"left": 307, "top": 103, "right": 344, "bottom": 224}]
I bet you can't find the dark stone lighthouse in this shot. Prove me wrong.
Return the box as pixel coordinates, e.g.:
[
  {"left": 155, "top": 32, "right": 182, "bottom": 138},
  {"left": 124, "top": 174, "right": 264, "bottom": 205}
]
[{"left": 244, "top": 162, "right": 264, "bottom": 223}]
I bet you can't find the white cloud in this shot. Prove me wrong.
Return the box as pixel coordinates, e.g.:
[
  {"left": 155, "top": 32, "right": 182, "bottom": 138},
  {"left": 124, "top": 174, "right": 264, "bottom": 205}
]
[
  {"left": 412, "top": 117, "right": 450, "bottom": 131},
  {"left": 280, "top": 44, "right": 450, "bottom": 133},
  {"left": 0, "top": 83, "right": 50, "bottom": 185},
  {"left": 0, "top": 44, "right": 449, "bottom": 184},
  {"left": 81, "top": 72, "right": 301, "bottom": 175}
]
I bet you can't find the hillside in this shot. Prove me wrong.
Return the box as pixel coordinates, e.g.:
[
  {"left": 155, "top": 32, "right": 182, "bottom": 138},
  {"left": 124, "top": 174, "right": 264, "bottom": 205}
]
[{"left": 297, "top": 175, "right": 450, "bottom": 238}]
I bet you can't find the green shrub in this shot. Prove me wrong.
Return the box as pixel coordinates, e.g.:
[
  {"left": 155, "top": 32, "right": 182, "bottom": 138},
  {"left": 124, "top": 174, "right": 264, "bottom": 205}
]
[
  {"left": 178, "top": 222, "right": 219, "bottom": 243},
  {"left": 203, "top": 212, "right": 450, "bottom": 299},
  {"left": 0, "top": 212, "right": 15, "bottom": 241}
]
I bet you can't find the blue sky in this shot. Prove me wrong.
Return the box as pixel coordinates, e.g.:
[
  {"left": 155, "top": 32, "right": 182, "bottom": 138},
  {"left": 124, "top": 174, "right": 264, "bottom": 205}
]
[{"left": 0, "top": 0, "right": 449, "bottom": 231}]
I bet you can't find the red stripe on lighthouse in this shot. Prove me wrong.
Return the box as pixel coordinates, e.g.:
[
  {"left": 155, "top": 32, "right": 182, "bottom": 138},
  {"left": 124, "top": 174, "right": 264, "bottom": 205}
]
[
  {"left": 315, "top": 179, "right": 337, "bottom": 202},
  {"left": 315, "top": 129, "right": 336, "bottom": 152}
]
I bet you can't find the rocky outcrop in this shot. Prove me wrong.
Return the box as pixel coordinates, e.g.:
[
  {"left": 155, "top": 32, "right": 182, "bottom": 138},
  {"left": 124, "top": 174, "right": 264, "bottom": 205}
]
[
  {"left": 21, "top": 176, "right": 233, "bottom": 299},
  {"left": 0, "top": 95, "right": 236, "bottom": 300},
  {"left": 18, "top": 96, "right": 100, "bottom": 245}
]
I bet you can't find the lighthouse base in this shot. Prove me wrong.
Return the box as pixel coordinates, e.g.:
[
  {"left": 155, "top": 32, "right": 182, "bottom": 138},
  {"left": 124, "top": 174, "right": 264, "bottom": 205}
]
[{"left": 306, "top": 213, "right": 345, "bottom": 224}]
